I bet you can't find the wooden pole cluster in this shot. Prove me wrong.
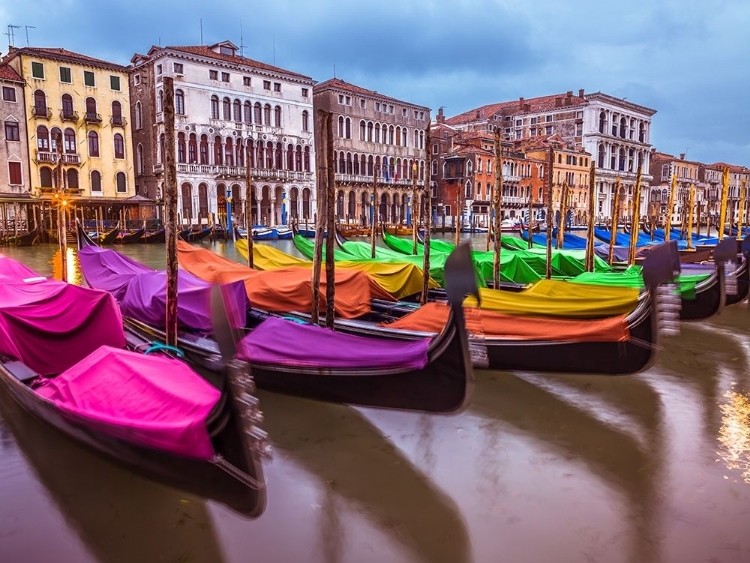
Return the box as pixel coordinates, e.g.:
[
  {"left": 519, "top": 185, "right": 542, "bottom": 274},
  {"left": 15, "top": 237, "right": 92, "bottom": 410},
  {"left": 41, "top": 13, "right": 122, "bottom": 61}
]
[
  {"left": 585, "top": 161, "right": 596, "bottom": 272},
  {"left": 421, "top": 124, "right": 432, "bottom": 304},
  {"left": 455, "top": 176, "right": 461, "bottom": 247},
  {"left": 493, "top": 129, "right": 503, "bottom": 288},
  {"left": 526, "top": 180, "right": 534, "bottom": 249},
  {"left": 608, "top": 177, "right": 622, "bottom": 266},
  {"left": 163, "top": 77, "right": 178, "bottom": 346},
  {"left": 627, "top": 161, "right": 643, "bottom": 265},
  {"left": 556, "top": 182, "right": 569, "bottom": 250},
  {"left": 53, "top": 129, "right": 67, "bottom": 282},
  {"left": 245, "top": 145, "right": 254, "bottom": 268},
  {"left": 411, "top": 161, "right": 419, "bottom": 255},
  {"left": 718, "top": 166, "right": 730, "bottom": 241},
  {"left": 686, "top": 183, "right": 695, "bottom": 249},
  {"left": 738, "top": 178, "right": 747, "bottom": 237},
  {"left": 371, "top": 165, "right": 378, "bottom": 258},
  {"left": 311, "top": 110, "right": 330, "bottom": 325},
  {"left": 545, "top": 146, "right": 554, "bottom": 279},
  {"left": 664, "top": 172, "right": 677, "bottom": 241}
]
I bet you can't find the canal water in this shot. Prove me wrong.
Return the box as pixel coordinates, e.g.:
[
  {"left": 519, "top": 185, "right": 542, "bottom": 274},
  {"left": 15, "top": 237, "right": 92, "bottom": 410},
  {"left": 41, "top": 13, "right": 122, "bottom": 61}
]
[{"left": 0, "top": 236, "right": 748, "bottom": 563}]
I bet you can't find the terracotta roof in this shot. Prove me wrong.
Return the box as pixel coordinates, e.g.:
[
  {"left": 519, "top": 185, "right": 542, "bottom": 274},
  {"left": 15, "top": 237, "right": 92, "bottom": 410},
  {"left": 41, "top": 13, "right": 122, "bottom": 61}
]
[
  {"left": 706, "top": 162, "right": 749, "bottom": 173},
  {"left": 0, "top": 63, "right": 22, "bottom": 82},
  {"left": 314, "top": 77, "right": 430, "bottom": 110},
  {"left": 9, "top": 47, "right": 128, "bottom": 72},
  {"left": 446, "top": 92, "right": 587, "bottom": 126},
  {"left": 165, "top": 45, "right": 312, "bottom": 81}
]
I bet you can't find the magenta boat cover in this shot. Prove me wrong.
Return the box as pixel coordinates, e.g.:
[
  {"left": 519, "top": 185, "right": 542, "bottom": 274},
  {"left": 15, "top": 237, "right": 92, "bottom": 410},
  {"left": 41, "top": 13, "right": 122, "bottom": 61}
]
[
  {"left": 0, "top": 258, "right": 126, "bottom": 376},
  {"left": 237, "top": 317, "right": 431, "bottom": 370},
  {"left": 79, "top": 245, "right": 247, "bottom": 333},
  {"left": 36, "top": 346, "right": 220, "bottom": 460}
]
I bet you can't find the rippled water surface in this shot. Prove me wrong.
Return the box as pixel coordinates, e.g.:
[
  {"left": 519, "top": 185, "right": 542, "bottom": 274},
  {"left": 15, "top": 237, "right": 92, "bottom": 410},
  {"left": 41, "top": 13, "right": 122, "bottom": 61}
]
[{"left": 1, "top": 236, "right": 748, "bottom": 563}]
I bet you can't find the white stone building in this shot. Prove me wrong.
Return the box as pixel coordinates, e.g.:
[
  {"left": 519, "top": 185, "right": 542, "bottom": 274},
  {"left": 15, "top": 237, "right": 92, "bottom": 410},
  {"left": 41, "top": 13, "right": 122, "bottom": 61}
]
[{"left": 129, "top": 41, "right": 316, "bottom": 227}]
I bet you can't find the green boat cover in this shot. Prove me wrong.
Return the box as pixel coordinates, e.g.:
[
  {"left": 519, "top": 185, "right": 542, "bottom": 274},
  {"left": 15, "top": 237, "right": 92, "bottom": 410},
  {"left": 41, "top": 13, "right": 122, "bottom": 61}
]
[{"left": 570, "top": 267, "right": 710, "bottom": 300}]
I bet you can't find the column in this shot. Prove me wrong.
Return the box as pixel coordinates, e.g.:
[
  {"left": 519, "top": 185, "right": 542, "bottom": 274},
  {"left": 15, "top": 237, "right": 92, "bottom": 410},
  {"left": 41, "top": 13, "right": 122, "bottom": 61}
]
[
  {"left": 270, "top": 197, "right": 276, "bottom": 227},
  {"left": 255, "top": 186, "right": 262, "bottom": 227}
]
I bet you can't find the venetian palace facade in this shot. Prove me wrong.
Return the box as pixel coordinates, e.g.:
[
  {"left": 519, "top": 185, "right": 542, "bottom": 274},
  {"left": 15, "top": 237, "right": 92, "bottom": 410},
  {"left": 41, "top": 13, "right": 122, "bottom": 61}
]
[
  {"left": 4, "top": 47, "right": 135, "bottom": 204},
  {"left": 129, "top": 41, "right": 316, "bottom": 227},
  {"left": 313, "top": 78, "right": 430, "bottom": 225}
]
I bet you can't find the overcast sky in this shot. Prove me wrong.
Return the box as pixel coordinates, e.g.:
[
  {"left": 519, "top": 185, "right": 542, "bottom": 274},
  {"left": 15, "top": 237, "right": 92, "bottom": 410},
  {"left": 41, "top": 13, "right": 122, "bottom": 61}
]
[{"left": 3, "top": 0, "right": 748, "bottom": 166}]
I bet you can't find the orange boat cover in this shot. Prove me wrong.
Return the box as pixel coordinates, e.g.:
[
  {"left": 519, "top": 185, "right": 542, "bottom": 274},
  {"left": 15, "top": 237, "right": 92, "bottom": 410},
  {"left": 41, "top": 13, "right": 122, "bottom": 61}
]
[
  {"left": 177, "top": 241, "right": 394, "bottom": 318},
  {"left": 383, "top": 302, "right": 630, "bottom": 342}
]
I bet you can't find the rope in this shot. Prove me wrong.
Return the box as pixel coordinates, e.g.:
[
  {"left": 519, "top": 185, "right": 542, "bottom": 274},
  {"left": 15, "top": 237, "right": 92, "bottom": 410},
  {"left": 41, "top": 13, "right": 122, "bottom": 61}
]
[{"left": 144, "top": 342, "right": 185, "bottom": 358}]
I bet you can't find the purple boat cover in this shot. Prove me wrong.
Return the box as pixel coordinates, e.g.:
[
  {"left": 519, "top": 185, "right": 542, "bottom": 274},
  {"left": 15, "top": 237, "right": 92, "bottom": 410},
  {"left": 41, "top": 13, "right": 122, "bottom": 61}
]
[
  {"left": 237, "top": 317, "right": 431, "bottom": 370},
  {"left": 79, "top": 245, "right": 247, "bottom": 333},
  {"left": 594, "top": 244, "right": 630, "bottom": 263},
  {"left": 0, "top": 257, "right": 126, "bottom": 376},
  {"left": 36, "top": 346, "right": 220, "bottom": 460}
]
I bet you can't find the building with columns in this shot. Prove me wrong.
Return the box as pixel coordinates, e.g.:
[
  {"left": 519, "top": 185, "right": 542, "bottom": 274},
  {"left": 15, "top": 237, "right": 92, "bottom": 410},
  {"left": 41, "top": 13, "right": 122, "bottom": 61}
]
[
  {"left": 129, "top": 41, "right": 316, "bottom": 227},
  {"left": 313, "top": 78, "right": 430, "bottom": 225},
  {"left": 445, "top": 89, "right": 656, "bottom": 223}
]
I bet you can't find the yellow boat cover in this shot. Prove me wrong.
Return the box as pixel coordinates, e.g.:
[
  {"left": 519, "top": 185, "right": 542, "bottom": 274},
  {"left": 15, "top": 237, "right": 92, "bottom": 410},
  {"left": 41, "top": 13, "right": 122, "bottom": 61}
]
[
  {"left": 464, "top": 279, "right": 641, "bottom": 318},
  {"left": 235, "top": 239, "right": 437, "bottom": 300}
]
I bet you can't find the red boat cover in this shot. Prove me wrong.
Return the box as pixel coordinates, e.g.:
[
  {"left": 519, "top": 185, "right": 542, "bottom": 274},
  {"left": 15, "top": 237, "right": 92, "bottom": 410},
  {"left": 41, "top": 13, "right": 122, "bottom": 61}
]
[
  {"left": 383, "top": 302, "right": 631, "bottom": 342},
  {"left": 36, "top": 346, "right": 220, "bottom": 460},
  {"left": 238, "top": 317, "right": 430, "bottom": 370},
  {"left": 177, "top": 241, "right": 395, "bottom": 319},
  {"left": 0, "top": 257, "right": 126, "bottom": 376}
]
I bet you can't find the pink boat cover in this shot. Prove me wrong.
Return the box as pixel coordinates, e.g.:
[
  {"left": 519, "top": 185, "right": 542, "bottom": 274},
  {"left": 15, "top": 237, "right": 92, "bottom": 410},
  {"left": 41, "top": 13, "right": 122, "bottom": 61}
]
[
  {"left": 79, "top": 245, "right": 247, "bottom": 334},
  {"left": 36, "top": 346, "right": 220, "bottom": 460},
  {"left": 237, "top": 317, "right": 431, "bottom": 370},
  {"left": 0, "top": 258, "right": 126, "bottom": 376}
]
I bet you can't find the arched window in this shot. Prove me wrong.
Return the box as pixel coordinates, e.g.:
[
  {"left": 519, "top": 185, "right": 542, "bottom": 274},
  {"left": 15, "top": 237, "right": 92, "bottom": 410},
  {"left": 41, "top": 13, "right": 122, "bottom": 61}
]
[
  {"left": 620, "top": 117, "right": 627, "bottom": 139},
  {"left": 639, "top": 123, "right": 646, "bottom": 143},
  {"left": 114, "top": 133, "right": 124, "bottom": 159},
  {"left": 198, "top": 183, "right": 209, "bottom": 218},
  {"left": 287, "top": 144, "right": 294, "bottom": 170},
  {"left": 338, "top": 116, "right": 344, "bottom": 137},
  {"left": 222, "top": 97, "right": 231, "bottom": 120},
  {"left": 304, "top": 146, "right": 310, "bottom": 172},
  {"left": 432, "top": 160, "right": 437, "bottom": 176},
  {"left": 107, "top": 103, "right": 122, "bottom": 130},
  {"left": 388, "top": 125, "right": 394, "bottom": 145},
  {"left": 345, "top": 117, "right": 351, "bottom": 139},
  {"left": 275, "top": 142, "right": 283, "bottom": 169},
  {"left": 274, "top": 105, "right": 282, "bottom": 127},
  {"left": 174, "top": 91, "right": 185, "bottom": 116},
  {"left": 295, "top": 145, "right": 302, "bottom": 171},
  {"left": 135, "top": 101, "right": 142, "bottom": 129},
  {"left": 86, "top": 97, "right": 97, "bottom": 119},
  {"left": 91, "top": 170, "right": 102, "bottom": 192},
  {"left": 263, "top": 104, "right": 271, "bottom": 125},
  {"left": 116, "top": 171, "right": 126, "bottom": 193},
  {"left": 156, "top": 91, "right": 163, "bottom": 113},
  {"left": 374, "top": 123, "right": 381, "bottom": 143},
  {"left": 188, "top": 134, "right": 197, "bottom": 163},
  {"left": 236, "top": 139, "right": 244, "bottom": 167},
  {"left": 598, "top": 144, "right": 606, "bottom": 168},
  {"left": 61, "top": 94, "right": 74, "bottom": 119},
  {"left": 214, "top": 136, "right": 223, "bottom": 165},
  {"left": 467, "top": 160, "right": 473, "bottom": 175},
  {"left": 302, "top": 110, "right": 309, "bottom": 132},
  {"left": 34, "top": 89, "right": 47, "bottom": 115},
  {"left": 395, "top": 127, "right": 401, "bottom": 146},
  {"left": 88, "top": 131, "right": 99, "bottom": 157},
  {"left": 367, "top": 122, "right": 373, "bottom": 142},
  {"left": 599, "top": 111, "right": 607, "bottom": 134},
  {"left": 199, "top": 135, "right": 208, "bottom": 164},
  {"left": 254, "top": 102, "right": 262, "bottom": 124},
  {"left": 40, "top": 167, "right": 53, "bottom": 188},
  {"left": 225, "top": 138, "right": 234, "bottom": 166},
  {"left": 63, "top": 128, "right": 76, "bottom": 153},
  {"left": 233, "top": 99, "right": 241, "bottom": 122},
  {"left": 210, "top": 96, "right": 219, "bottom": 119},
  {"left": 36, "top": 126, "right": 49, "bottom": 150},
  {"left": 244, "top": 101, "right": 252, "bottom": 123},
  {"left": 359, "top": 120, "right": 366, "bottom": 141},
  {"left": 136, "top": 144, "right": 144, "bottom": 175},
  {"left": 158, "top": 133, "right": 164, "bottom": 163},
  {"left": 67, "top": 168, "right": 79, "bottom": 189},
  {"left": 177, "top": 132, "right": 186, "bottom": 163}
]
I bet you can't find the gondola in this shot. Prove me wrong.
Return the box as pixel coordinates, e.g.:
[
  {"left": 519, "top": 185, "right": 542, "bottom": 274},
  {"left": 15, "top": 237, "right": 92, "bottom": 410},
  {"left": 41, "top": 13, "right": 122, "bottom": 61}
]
[
  {"left": 96, "top": 222, "right": 121, "bottom": 245},
  {"left": 139, "top": 228, "right": 166, "bottom": 244},
  {"left": 0, "top": 255, "right": 268, "bottom": 517},
  {"left": 77, "top": 223, "right": 476, "bottom": 413},
  {"left": 114, "top": 225, "right": 145, "bottom": 245},
  {"left": 7, "top": 226, "right": 41, "bottom": 246},
  {"left": 180, "top": 227, "right": 212, "bottom": 242}
]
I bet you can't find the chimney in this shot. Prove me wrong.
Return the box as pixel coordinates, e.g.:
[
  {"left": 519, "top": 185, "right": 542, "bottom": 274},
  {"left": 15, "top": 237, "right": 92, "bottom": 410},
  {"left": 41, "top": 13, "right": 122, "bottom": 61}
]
[
  {"left": 555, "top": 97, "right": 563, "bottom": 107},
  {"left": 524, "top": 103, "right": 530, "bottom": 111},
  {"left": 475, "top": 109, "right": 480, "bottom": 119},
  {"left": 578, "top": 88, "right": 585, "bottom": 98},
  {"left": 437, "top": 107, "right": 445, "bottom": 124},
  {"left": 680, "top": 153, "right": 685, "bottom": 160},
  {"left": 518, "top": 97, "right": 525, "bottom": 109}
]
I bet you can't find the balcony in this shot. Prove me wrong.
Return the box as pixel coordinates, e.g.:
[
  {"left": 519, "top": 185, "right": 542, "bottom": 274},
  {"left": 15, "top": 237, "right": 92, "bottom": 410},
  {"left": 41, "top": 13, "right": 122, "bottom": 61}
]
[
  {"left": 60, "top": 111, "right": 79, "bottom": 123},
  {"left": 62, "top": 154, "right": 81, "bottom": 165},
  {"left": 35, "top": 151, "right": 80, "bottom": 165},
  {"left": 32, "top": 106, "right": 52, "bottom": 119},
  {"left": 84, "top": 112, "right": 102, "bottom": 125},
  {"left": 110, "top": 116, "right": 127, "bottom": 127},
  {"left": 153, "top": 163, "right": 164, "bottom": 174},
  {"left": 173, "top": 163, "right": 313, "bottom": 183}
]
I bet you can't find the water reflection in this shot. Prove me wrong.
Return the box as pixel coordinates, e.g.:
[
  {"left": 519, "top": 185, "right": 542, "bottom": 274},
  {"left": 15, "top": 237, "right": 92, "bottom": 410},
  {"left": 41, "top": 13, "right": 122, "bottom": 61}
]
[
  {"left": 717, "top": 389, "right": 750, "bottom": 483},
  {"left": 0, "top": 388, "right": 226, "bottom": 563},
  {"left": 258, "top": 390, "right": 472, "bottom": 563}
]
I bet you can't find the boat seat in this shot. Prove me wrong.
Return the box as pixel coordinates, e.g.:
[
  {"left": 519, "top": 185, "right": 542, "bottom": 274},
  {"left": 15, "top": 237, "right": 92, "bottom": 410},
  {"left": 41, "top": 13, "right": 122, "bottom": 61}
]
[{"left": 2, "top": 360, "right": 40, "bottom": 384}]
